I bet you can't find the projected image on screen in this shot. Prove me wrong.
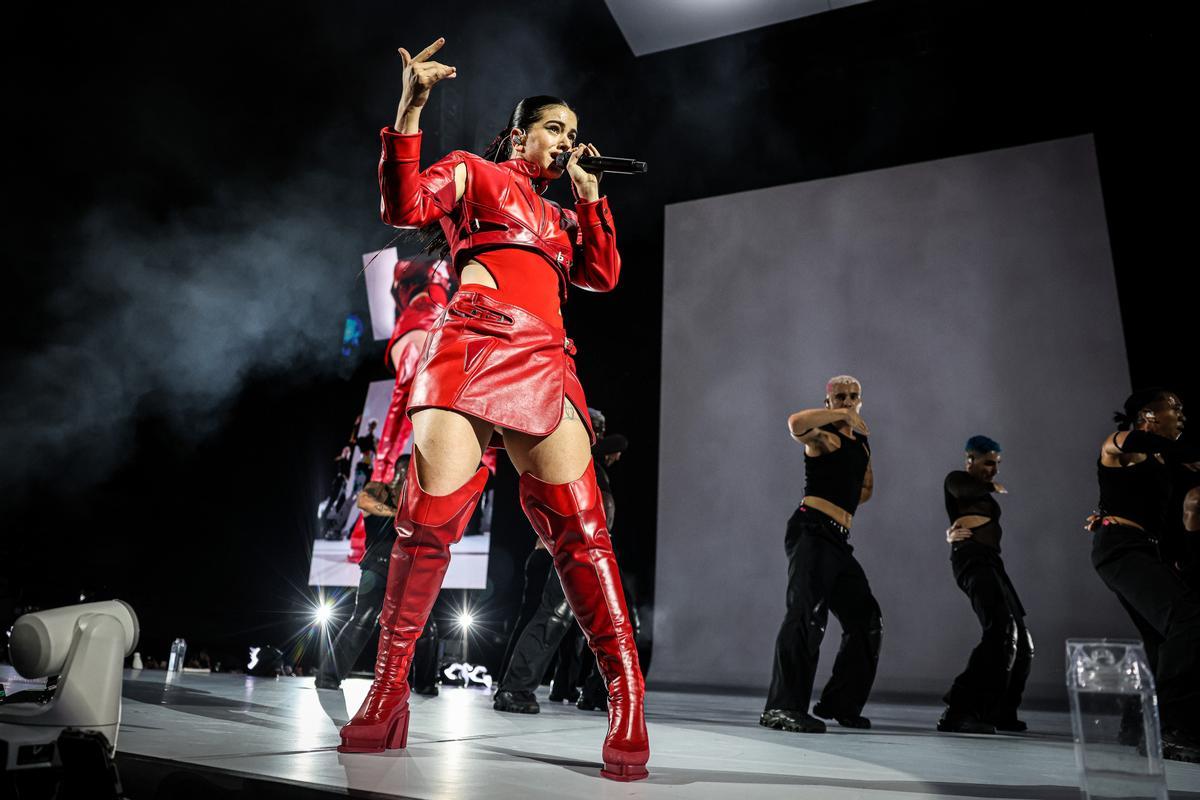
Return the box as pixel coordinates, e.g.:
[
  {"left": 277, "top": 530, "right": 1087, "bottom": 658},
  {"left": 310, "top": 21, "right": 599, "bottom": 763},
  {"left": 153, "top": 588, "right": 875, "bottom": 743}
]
[
  {"left": 364, "top": 246, "right": 401, "bottom": 341},
  {"left": 654, "top": 135, "right": 1132, "bottom": 697},
  {"left": 306, "top": 249, "right": 491, "bottom": 590}
]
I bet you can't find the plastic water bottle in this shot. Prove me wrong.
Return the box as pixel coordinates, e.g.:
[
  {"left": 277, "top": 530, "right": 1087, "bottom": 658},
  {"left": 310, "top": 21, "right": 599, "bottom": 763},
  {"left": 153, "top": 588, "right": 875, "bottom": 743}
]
[
  {"left": 168, "top": 638, "right": 188, "bottom": 673},
  {"left": 1066, "top": 639, "right": 1168, "bottom": 800}
]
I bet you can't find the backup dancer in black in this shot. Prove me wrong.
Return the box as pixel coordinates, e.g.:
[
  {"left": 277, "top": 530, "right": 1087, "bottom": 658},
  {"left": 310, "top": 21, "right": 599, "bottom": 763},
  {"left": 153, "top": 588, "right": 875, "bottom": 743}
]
[
  {"left": 938, "top": 436, "right": 1032, "bottom": 735},
  {"left": 493, "top": 541, "right": 572, "bottom": 713},
  {"left": 1089, "top": 389, "right": 1200, "bottom": 762},
  {"left": 496, "top": 548, "right": 555, "bottom": 694},
  {"left": 761, "top": 376, "right": 881, "bottom": 734}
]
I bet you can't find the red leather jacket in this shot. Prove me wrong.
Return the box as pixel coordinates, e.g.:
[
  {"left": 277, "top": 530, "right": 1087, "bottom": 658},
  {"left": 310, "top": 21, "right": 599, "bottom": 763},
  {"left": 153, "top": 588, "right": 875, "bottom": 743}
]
[{"left": 378, "top": 129, "right": 620, "bottom": 302}]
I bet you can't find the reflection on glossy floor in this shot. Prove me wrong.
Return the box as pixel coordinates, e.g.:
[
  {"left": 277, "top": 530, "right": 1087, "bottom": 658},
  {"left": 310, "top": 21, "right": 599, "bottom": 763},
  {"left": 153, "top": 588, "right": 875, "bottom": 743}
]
[{"left": 98, "top": 670, "right": 1200, "bottom": 799}]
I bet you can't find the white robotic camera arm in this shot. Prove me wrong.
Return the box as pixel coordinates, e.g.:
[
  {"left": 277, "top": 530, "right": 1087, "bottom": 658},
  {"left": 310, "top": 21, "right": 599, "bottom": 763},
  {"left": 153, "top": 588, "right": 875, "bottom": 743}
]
[
  {"left": 1, "top": 600, "right": 140, "bottom": 767},
  {"left": 9, "top": 600, "right": 139, "bottom": 678}
]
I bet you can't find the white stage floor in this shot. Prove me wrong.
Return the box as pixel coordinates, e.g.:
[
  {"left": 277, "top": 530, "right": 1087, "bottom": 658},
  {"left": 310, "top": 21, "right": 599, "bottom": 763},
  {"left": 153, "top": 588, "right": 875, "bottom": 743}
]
[{"left": 19, "top": 669, "right": 1200, "bottom": 799}]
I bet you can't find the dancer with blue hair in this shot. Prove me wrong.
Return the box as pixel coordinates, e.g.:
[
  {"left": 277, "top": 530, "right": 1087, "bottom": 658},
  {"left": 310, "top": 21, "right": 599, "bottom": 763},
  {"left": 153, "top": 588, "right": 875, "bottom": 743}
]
[{"left": 938, "top": 435, "right": 1033, "bottom": 734}]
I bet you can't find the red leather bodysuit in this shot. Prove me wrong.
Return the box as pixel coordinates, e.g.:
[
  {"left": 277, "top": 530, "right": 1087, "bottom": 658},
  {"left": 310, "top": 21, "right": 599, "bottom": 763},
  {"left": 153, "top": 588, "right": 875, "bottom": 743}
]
[
  {"left": 378, "top": 129, "right": 622, "bottom": 444},
  {"left": 469, "top": 248, "right": 563, "bottom": 329}
]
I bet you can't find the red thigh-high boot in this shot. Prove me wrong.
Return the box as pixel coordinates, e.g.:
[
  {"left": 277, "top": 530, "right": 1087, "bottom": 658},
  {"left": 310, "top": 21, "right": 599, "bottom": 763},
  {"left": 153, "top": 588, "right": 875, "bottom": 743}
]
[
  {"left": 338, "top": 454, "right": 489, "bottom": 753},
  {"left": 519, "top": 462, "right": 649, "bottom": 782}
]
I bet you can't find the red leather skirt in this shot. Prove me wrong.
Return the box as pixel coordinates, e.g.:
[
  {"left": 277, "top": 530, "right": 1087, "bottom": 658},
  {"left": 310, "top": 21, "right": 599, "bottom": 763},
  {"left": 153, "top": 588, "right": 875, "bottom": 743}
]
[{"left": 407, "top": 291, "right": 595, "bottom": 448}]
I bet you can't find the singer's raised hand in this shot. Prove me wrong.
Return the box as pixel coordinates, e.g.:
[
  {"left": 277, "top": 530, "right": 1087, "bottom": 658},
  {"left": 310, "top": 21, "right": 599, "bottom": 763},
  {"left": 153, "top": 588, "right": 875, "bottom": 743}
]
[
  {"left": 566, "top": 142, "right": 602, "bottom": 202},
  {"left": 395, "top": 38, "right": 456, "bottom": 131}
]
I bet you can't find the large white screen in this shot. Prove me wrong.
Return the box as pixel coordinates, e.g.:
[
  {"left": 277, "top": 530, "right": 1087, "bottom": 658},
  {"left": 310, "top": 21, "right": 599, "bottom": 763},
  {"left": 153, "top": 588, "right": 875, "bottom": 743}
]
[{"left": 654, "top": 135, "right": 1132, "bottom": 698}]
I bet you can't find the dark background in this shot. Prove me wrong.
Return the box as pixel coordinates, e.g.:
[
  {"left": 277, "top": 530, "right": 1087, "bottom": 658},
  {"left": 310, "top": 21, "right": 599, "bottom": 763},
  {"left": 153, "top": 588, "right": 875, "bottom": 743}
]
[{"left": 2, "top": 0, "right": 1193, "bottom": 677}]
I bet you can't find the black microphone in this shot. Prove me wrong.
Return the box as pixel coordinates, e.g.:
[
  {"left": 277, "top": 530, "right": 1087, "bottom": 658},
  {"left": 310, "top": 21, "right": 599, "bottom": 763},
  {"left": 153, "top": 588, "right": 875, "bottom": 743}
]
[{"left": 553, "top": 152, "right": 648, "bottom": 175}]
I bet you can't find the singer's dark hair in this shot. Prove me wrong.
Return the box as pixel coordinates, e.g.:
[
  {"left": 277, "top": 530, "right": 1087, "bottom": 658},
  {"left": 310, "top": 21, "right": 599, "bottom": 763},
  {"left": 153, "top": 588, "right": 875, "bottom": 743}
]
[
  {"left": 482, "top": 95, "right": 574, "bottom": 162},
  {"left": 405, "top": 96, "right": 574, "bottom": 258}
]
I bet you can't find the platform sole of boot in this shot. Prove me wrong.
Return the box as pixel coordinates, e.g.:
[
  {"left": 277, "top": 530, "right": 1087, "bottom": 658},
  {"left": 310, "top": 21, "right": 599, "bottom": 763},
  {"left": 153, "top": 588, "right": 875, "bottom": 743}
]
[
  {"left": 337, "top": 707, "right": 410, "bottom": 753},
  {"left": 601, "top": 762, "right": 649, "bottom": 781}
]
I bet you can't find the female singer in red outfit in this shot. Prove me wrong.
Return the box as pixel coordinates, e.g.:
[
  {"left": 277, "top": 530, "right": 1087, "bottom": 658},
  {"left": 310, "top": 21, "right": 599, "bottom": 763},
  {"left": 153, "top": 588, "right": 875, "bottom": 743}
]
[{"left": 337, "top": 38, "right": 649, "bottom": 782}]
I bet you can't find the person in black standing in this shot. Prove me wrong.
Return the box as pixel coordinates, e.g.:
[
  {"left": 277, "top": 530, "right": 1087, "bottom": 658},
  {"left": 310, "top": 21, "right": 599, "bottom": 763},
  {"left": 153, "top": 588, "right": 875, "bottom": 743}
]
[
  {"left": 761, "top": 375, "right": 880, "bottom": 734},
  {"left": 328, "top": 446, "right": 354, "bottom": 513},
  {"left": 938, "top": 435, "right": 1032, "bottom": 735},
  {"left": 320, "top": 445, "right": 357, "bottom": 541},
  {"left": 352, "top": 419, "right": 379, "bottom": 496},
  {"left": 1089, "top": 389, "right": 1200, "bottom": 762}
]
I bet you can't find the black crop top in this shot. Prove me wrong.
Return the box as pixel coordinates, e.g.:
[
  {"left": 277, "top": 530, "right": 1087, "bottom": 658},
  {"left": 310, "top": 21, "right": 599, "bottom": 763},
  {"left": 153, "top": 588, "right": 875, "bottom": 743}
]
[
  {"left": 944, "top": 470, "right": 1002, "bottom": 550},
  {"left": 803, "top": 424, "right": 871, "bottom": 516},
  {"left": 1097, "top": 430, "right": 1200, "bottom": 533}
]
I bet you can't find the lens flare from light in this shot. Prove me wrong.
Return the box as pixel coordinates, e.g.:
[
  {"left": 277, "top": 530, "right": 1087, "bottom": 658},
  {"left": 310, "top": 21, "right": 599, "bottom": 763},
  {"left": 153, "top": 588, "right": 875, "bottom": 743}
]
[
  {"left": 314, "top": 602, "right": 334, "bottom": 626},
  {"left": 458, "top": 612, "right": 474, "bottom": 631}
]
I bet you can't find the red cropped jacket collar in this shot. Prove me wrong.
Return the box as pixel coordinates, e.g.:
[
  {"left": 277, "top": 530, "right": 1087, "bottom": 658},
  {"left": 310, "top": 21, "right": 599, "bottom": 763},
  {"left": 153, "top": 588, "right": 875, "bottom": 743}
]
[{"left": 378, "top": 128, "right": 620, "bottom": 302}]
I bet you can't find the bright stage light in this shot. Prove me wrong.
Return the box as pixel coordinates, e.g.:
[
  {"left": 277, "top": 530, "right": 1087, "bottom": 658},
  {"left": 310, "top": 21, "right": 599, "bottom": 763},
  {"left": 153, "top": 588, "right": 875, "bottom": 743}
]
[
  {"left": 314, "top": 602, "right": 334, "bottom": 626},
  {"left": 457, "top": 612, "right": 474, "bottom": 631}
]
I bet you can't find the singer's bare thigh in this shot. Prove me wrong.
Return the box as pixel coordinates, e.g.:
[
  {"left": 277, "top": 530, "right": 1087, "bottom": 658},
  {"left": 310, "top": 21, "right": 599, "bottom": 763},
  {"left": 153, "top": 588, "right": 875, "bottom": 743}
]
[
  {"left": 410, "top": 408, "right": 495, "bottom": 495},
  {"left": 504, "top": 399, "right": 592, "bottom": 484}
]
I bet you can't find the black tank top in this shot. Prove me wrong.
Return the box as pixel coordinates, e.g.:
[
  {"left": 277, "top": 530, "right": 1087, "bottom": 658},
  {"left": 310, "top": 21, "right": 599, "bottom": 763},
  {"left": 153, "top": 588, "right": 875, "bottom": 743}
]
[
  {"left": 362, "top": 514, "right": 397, "bottom": 577},
  {"left": 944, "top": 470, "right": 1002, "bottom": 550},
  {"left": 1098, "top": 455, "right": 1170, "bottom": 533},
  {"left": 803, "top": 424, "right": 871, "bottom": 516}
]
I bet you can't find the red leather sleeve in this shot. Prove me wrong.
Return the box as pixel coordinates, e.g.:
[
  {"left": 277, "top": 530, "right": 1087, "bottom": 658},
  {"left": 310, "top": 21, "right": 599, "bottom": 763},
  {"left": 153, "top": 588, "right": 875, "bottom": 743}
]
[
  {"left": 379, "top": 128, "right": 462, "bottom": 228},
  {"left": 566, "top": 197, "right": 621, "bottom": 292}
]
